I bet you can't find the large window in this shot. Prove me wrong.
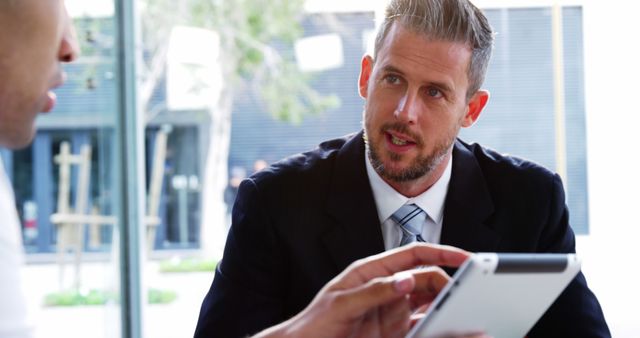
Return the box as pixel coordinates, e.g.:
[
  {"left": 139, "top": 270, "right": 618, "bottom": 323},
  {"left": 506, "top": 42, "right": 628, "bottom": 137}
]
[{"left": 461, "top": 6, "right": 589, "bottom": 234}]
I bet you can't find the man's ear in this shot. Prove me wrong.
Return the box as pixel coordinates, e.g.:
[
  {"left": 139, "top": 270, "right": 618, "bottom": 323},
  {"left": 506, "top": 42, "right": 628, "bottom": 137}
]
[
  {"left": 358, "top": 55, "right": 374, "bottom": 99},
  {"left": 462, "top": 90, "right": 489, "bottom": 127}
]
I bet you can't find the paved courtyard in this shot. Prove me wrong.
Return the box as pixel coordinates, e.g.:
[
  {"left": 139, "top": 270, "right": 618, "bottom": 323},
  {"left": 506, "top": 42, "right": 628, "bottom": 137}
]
[{"left": 23, "top": 258, "right": 214, "bottom": 338}]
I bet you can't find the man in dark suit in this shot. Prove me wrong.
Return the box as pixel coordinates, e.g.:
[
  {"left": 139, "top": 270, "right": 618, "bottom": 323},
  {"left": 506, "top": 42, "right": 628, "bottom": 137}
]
[{"left": 195, "top": 0, "right": 610, "bottom": 337}]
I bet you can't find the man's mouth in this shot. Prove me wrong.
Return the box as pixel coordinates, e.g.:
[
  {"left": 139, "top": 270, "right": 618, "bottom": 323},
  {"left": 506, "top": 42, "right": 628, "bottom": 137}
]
[
  {"left": 386, "top": 131, "right": 416, "bottom": 147},
  {"left": 42, "top": 91, "right": 57, "bottom": 113},
  {"left": 390, "top": 134, "right": 409, "bottom": 146},
  {"left": 42, "top": 72, "right": 65, "bottom": 113}
]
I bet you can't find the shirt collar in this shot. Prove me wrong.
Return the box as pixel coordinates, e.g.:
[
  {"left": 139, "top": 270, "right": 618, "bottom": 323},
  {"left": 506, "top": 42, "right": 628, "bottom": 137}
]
[{"left": 365, "top": 150, "right": 452, "bottom": 224}]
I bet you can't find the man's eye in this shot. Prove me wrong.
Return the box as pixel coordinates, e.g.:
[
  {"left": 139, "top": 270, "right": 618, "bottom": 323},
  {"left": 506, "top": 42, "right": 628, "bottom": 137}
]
[
  {"left": 383, "top": 75, "right": 401, "bottom": 85},
  {"left": 426, "top": 87, "right": 443, "bottom": 98}
]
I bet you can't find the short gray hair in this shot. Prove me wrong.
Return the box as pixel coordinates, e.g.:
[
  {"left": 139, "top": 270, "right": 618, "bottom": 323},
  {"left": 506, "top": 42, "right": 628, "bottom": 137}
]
[{"left": 374, "top": 0, "right": 494, "bottom": 98}]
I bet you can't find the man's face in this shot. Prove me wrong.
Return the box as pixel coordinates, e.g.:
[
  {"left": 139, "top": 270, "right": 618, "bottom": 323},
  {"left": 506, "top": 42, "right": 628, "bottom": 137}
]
[
  {"left": 0, "top": 0, "right": 78, "bottom": 149},
  {"left": 359, "top": 22, "right": 488, "bottom": 193}
]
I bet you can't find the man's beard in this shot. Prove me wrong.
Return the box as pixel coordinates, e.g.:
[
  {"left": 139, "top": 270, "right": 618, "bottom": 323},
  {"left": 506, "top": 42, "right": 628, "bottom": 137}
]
[{"left": 364, "top": 121, "right": 455, "bottom": 183}]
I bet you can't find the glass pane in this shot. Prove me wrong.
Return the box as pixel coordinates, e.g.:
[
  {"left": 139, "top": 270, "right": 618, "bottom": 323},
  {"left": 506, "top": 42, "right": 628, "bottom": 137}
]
[
  {"left": 137, "top": 1, "right": 355, "bottom": 336},
  {"left": 139, "top": 4, "right": 220, "bottom": 337},
  {"left": 135, "top": 2, "right": 591, "bottom": 338},
  {"left": 11, "top": 1, "right": 123, "bottom": 337},
  {"left": 460, "top": 6, "right": 589, "bottom": 233}
]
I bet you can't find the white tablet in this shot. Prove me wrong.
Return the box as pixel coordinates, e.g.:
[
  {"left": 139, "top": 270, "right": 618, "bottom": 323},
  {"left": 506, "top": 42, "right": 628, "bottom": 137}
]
[{"left": 406, "top": 253, "right": 581, "bottom": 338}]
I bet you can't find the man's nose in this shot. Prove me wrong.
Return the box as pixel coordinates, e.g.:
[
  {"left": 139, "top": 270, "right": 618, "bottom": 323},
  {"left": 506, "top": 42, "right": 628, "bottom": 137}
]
[
  {"left": 394, "top": 91, "right": 419, "bottom": 124},
  {"left": 58, "top": 9, "right": 80, "bottom": 63}
]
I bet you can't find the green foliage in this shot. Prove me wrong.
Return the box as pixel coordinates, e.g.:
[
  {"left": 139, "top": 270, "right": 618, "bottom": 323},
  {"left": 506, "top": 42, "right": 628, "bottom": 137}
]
[
  {"left": 44, "top": 289, "right": 116, "bottom": 307},
  {"left": 44, "top": 288, "right": 177, "bottom": 307},
  {"left": 261, "top": 62, "right": 340, "bottom": 124},
  {"left": 69, "top": 16, "right": 115, "bottom": 92},
  {"left": 141, "top": 0, "right": 340, "bottom": 122},
  {"left": 158, "top": 258, "right": 218, "bottom": 273},
  {"left": 148, "top": 288, "right": 178, "bottom": 304}
]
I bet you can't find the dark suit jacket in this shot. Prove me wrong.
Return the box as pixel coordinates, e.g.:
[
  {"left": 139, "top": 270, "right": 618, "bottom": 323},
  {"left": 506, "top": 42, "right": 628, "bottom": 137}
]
[{"left": 194, "top": 132, "right": 610, "bottom": 338}]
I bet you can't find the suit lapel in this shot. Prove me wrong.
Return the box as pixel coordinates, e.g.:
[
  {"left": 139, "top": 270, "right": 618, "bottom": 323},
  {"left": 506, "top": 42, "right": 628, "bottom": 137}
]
[
  {"left": 320, "top": 136, "right": 501, "bottom": 272},
  {"left": 441, "top": 140, "right": 501, "bottom": 252},
  {"left": 322, "top": 132, "right": 385, "bottom": 273}
]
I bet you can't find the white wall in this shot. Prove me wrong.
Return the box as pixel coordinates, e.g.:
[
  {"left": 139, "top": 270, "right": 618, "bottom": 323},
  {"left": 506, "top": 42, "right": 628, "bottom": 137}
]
[{"left": 579, "top": 1, "right": 640, "bottom": 336}]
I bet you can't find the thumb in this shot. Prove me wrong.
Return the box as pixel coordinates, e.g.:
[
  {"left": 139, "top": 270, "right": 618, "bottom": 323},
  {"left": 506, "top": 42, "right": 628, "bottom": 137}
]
[{"left": 334, "top": 271, "right": 416, "bottom": 319}]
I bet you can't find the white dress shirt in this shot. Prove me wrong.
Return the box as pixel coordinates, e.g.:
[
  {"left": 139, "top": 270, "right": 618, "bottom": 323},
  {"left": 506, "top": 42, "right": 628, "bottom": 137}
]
[
  {"left": 0, "top": 157, "right": 34, "bottom": 338},
  {"left": 365, "top": 152, "right": 452, "bottom": 250}
]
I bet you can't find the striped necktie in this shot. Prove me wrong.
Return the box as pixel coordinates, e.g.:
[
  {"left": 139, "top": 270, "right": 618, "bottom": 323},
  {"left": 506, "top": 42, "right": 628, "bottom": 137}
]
[{"left": 390, "top": 203, "right": 427, "bottom": 246}]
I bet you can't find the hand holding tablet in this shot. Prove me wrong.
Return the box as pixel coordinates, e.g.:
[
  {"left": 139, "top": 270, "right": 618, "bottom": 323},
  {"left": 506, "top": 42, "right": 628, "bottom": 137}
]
[{"left": 407, "top": 253, "right": 581, "bottom": 338}]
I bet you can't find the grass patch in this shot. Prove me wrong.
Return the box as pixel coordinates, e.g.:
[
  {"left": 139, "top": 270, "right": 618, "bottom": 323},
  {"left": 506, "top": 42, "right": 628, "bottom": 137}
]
[
  {"left": 44, "top": 289, "right": 113, "bottom": 307},
  {"left": 44, "top": 288, "right": 177, "bottom": 307},
  {"left": 148, "top": 288, "right": 177, "bottom": 304},
  {"left": 159, "top": 258, "right": 217, "bottom": 273}
]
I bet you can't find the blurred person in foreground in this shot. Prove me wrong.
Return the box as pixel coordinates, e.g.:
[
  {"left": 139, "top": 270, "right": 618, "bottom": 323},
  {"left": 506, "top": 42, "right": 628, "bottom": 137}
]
[
  {"left": 0, "top": 0, "right": 79, "bottom": 337},
  {"left": 195, "top": 0, "right": 610, "bottom": 337}
]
